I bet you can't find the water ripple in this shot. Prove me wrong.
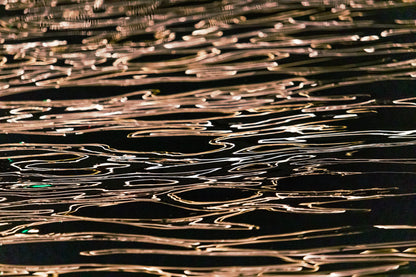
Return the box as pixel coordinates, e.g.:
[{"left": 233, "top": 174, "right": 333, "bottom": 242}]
[{"left": 0, "top": 0, "right": 415, "bottom": 275}]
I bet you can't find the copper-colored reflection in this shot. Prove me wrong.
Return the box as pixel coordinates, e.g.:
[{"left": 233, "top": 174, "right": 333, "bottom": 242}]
[{"left": 0, "top": 0, "right": 416, "bottom": 275}]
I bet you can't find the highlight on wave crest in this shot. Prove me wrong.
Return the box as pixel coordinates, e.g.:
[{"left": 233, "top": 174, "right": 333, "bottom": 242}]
[{"left": 0, "top": 0, "right": 415, "bottom": 276}]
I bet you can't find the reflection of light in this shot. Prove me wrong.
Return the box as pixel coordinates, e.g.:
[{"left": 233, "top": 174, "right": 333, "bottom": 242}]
[{"left": 0, "top": 0, "right": 415, "bottom": 276}]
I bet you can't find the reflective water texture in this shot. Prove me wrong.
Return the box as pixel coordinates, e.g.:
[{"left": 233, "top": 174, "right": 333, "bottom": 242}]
[{"left": 0, "top": 0, "right": 416, "bottom": 275}]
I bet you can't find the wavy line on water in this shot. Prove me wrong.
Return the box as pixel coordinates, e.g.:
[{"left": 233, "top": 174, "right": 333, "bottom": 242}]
[{"left": 1, "top": 0, "right": 416, "bottom": 275}]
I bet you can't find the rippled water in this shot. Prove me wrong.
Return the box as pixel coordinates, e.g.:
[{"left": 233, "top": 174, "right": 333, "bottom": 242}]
[{"left": 0, "top": 0, "right": 416, "bottom": 275}]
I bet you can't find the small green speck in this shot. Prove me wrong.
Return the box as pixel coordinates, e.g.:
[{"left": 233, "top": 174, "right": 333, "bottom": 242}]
[
  {"left": 7, "top": 158, "right": 12, "bottom": 162},
  {"left": 22, "top": 229, "right": 29, "bottom": 234},
  {"left": 31, "top": 184, "right": 52, "bottom": 188}
]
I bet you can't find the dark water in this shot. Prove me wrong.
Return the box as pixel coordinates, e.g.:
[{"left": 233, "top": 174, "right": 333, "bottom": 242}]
[{"left": 0, "top": 0, "right": 416, "bottom": 275}]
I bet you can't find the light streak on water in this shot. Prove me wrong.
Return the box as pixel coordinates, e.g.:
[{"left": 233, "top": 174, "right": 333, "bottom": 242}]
[{"left": 0, "top": 0, "right": 415, "bottom": 275}]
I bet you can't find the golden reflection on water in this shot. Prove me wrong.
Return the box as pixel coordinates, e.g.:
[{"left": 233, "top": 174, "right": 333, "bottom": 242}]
[{"left": 0, "top": 0, "right": 416, "bottom": 275}]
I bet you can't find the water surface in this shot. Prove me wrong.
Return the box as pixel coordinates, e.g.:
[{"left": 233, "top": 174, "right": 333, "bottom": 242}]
[{"left": 0, "top": 0, "right": 416, "bottom": 275}]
